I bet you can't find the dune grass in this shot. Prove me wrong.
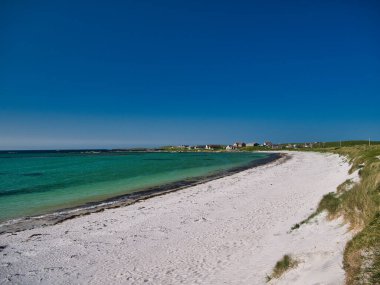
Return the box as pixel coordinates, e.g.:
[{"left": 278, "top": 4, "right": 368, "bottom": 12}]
[
  {"left": 266, "top": 254, "right": 298, "bottom": 282},
  {"left": 287, "top": 145, "right": 380, "bottom": 284},
  {"left": 298, "top": 145, "right": 380, "bottom": 284},
  {"left": 290, "top": 192, "right": 341, "bottom": 231},
  {"left": 332, "top": 146, "right": 380, "bottom": 285},
  {"left": 263, "top": 143, "right": 379, "bottom": 283}
]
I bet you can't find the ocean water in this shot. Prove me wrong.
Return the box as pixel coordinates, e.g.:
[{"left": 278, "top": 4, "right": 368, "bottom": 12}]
[{"left": 0, "top": 151, "right": 271, "bottom": 222}]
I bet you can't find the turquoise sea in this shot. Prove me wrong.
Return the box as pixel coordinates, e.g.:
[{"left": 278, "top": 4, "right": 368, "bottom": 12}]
[{"left": 0, "top": 151, "right": 273, "bottom": 223}]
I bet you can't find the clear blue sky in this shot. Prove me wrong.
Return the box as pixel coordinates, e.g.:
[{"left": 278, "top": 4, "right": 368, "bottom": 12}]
[{"left": 1, "top": 0, "right": 379, "bottom": 149}]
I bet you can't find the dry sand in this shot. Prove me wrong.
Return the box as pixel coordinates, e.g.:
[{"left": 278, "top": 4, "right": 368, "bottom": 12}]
[{"left": 0, "top": 152, "right": 356, "bottom": 284}]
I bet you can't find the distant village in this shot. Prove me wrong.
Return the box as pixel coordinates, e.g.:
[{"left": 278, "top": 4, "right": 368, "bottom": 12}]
[{"left": 167, "top": 141, "right": 321, "bottom": 151}]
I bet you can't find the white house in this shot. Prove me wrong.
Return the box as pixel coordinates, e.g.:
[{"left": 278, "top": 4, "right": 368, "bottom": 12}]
[
  {"left": 263, "top": 141, "right": 273, "bottom": 147},
  {"left": 246, "top": 142, "right": 259, "bottom": 147},
  {"left": 233, "top": 142, "right": 246, "bottom": 148}
]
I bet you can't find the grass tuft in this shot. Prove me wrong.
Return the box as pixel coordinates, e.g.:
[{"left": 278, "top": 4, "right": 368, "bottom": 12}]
[
  {"left": 317, "top": 192, "right": 341, "bottom": 219},
  {"left": 266, "top": 254, "right": 298, "bottom": 282},
  {"left": 287, "top": 145, "right": 380, "bottom": 284},
  {"left": 290, "top": 192, "right": 340, "bottom": 231}
]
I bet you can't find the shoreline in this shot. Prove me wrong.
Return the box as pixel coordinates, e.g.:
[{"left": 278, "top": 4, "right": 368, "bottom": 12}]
[
  {"left": 0, "top": 152, "right": 283, "bottom": 234},
  {"left": 0, "top": 151, "right": 353, "bottom": 284}
]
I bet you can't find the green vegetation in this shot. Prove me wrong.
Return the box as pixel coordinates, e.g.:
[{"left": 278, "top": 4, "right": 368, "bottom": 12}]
[
  {"left": 345, "top": 213, "right": 380, "bottom": 284},
  {"left": 289, "top": 144, "right": 380, "bottom": 284},
  {"left": 331, "top": 146, "right": 380, "bottom": 285},
  {"left": 266, "top": 254, "right": 298, "bottom": 281},
  {"left": 319, "top": 141, "right": 380, "bottom": 148},
  {"left": 290, "top": 192, "right": 342, "bottom": 231},
  {"left": 317, "top": 192, "right": 341, "bottom": 217}
]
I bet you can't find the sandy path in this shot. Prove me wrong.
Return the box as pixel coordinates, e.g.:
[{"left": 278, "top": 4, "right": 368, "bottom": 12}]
[{"left": 0, "top": 152, "right": 353, "bottom": 284}]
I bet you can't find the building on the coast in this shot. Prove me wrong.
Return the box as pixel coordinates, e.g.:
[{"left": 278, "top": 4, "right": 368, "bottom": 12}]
[
  {"left": 194, "top": 145, "right": 206, "bottom": 150},
  {"left": 246, "top": 142, "right": 260, "bottom": 147},
  {"left": 304, "top": 142, "right": 315, "bottom": 148},
  {"left": 263, "top": 141, "right": 273, "bottom": 147},
  {"left": 233, "top": 142, "right": 246, "bottom": 148},
  {"left": 177, "top": 145, "right": 189, "bottom": 149},
  {"left": 226, "top": 145, "right": 235, "bottom": 150},
  {"left": 205, "top": 145, "right": 223, "bottom": 150},
  {"left": 271, "top": 144, "right": 281, "bottom": 149}
]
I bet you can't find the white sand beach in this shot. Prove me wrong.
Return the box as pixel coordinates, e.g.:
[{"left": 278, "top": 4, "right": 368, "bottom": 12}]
[{"left": 0, "top": 152, "right": 356, "bottom": 284}]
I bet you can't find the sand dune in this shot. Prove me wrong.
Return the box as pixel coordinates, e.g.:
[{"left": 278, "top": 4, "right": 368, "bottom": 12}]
[{"left": 0, "top": 152, "right": 354, "bottom": 284}]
